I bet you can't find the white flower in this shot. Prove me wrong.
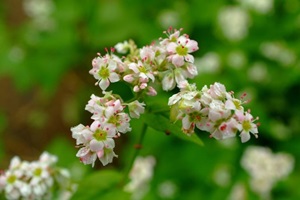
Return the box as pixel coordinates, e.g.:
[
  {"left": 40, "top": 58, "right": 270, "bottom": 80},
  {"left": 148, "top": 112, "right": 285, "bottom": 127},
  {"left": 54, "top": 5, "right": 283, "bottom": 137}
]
[
  {"left": 237, "top": 0, "right": 273, "bottom": 14},
  {"left": 89, "top": 55, "right": 120, "bottom": 90},
  {"left": 128, "top": 100, "right": 145, "bottom": 119},
  {"left": 241, "top": 146, "right": 294, "bottom": 199},
  {"left": 115, "top": 40, "right": 130, "bottom": 54},
  {"left": 218, "top": 6, "right": 250, "bottom": 41},
  {"left": 124, "top": 156, "right": 156, "bottom": 200},
  {"left": 166, "top": 35, "right": 199, "bottom": 67}
]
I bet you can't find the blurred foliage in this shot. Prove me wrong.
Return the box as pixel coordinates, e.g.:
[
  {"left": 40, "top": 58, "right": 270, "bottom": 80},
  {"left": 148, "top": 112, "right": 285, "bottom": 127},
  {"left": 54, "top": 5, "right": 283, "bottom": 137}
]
[{"left": 1, "top": 0, "right": 300, "bottom": 199}]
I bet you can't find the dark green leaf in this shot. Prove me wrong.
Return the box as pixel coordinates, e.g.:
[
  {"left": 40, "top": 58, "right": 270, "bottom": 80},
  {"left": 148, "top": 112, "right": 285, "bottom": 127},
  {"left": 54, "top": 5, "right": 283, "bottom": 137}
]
[{"left": 141, "top": 113, "right": 203, "bottom": 146}]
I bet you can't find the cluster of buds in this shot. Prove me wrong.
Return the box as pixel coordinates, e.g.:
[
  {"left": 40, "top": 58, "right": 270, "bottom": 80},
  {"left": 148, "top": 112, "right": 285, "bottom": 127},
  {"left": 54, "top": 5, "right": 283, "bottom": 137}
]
[
  {"left": 71, "top": 27, "right": 259, "bottom": 167},
  {"left": 0, "top": 152, "right": 75, "bottom": 200},
  {"left": 168, "top": 81, "right": 259, "bottom": 142}
]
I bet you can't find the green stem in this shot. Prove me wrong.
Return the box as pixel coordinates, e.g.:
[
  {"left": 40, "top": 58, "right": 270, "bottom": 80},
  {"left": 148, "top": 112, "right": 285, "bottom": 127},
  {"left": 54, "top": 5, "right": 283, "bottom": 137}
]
[{"left": 121, "top": 122, "right": 148, "bottom": 185}]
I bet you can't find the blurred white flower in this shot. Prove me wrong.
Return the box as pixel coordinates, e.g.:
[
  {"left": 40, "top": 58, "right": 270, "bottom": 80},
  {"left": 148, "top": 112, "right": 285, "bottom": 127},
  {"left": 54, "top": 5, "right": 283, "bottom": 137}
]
[
  {"left": 237, "top": 0, "right": 273, "bottom": 14},
  {"left": 124, "top": 156, "right": 156, "bottom": 200},
  {"left": 218, "top": 6, "right": 250, "bottom": 42},
  {"left": 227, "top": 182, "right": 247, "bottom": 200},
  {"left": 157, "top": 10, "right": 180, "bottom": 29},
  {"left": 157, "top": 180, "right": 177, "bottom": 199},
  {"left": 247, "top": 62, "right": 268, "bottom": 82},
  {"left": 8, "top": 46, "right": 25, "bottom": 63},
  {"left": 260, "top": 42, "right": 297, "bottom": 67},
  {"left": 23, "top": 0, "right": 55, "bottom": 30},
  {"left": 213, "top": 165, "right": 231, "bottom": 187},
  {"left": 195, "top": 52, "right": 221, "bottom": 73},
  {"left": 241, "top": 146, "right": 294, "bottom": 199},
  {"left": 227, "top": 50, "right": 247, "bottom": 69},
  {"left": 0, "top": 152, "right": 75, "bottom": 200}
]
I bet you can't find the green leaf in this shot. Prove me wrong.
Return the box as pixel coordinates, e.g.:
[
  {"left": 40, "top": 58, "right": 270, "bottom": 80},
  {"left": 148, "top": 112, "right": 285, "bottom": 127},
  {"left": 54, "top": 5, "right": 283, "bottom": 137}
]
[
  {"left": 71, "top": 170, "right": 130, "bottom": 200},
  {"left": 141, "top": 113, "right": 203, "bottom": 146}
]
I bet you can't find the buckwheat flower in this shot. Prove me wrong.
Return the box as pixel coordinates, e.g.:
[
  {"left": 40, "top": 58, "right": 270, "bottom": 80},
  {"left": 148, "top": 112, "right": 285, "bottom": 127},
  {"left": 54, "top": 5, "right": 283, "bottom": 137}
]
[
  {"left": 241, "top": 146, "right": 294, "bottom": 199},
  {"left": 72, "top": 120, "right": 119, "bottom": 167},
  {"left": 115, "top": 40, "right": 130, "bottom": 54},
  {"left": 128, "top": 61, "right": 155, "bottom": 82},
  {"left": 210, "top": 118, "right": 239, "bottom": 140},
  {"left": 124, "top": 61, "right": 156, "bottom": 95},
  {"left": 237, "top": 0, "right": 273, "bottom": 14},
  {"left": 124, "top": 156, "right": 156, "bottom": 200},
  {"left": 162, "top": 70, "right": 176, "bottom": 91},
  {"left": 128, "top": 100, "right": 146, "bottom": 119},
  {"left": 89, "top": 54, "right": 120, "bottom": 90},
  {"left": 89, "top": 120, "right": 116, "bottom": 153},
  {"left": 160, "top": 27, "right": 181, "bottom": 46},
  {"left": 235, "top": 110, "right": 258, "bottom": 143},
  {"left": 208, "top": 82, "right": 228, "bottom": 100},
  {"left": 166, "top": 35, "right": 199, "bottom": 67},
  {"left": 0, "top": 152, "right": 75, "bottom": 200},
  {"left": 218, "top": 6, "right": 249, "bottom": 42},
  {"left": 71, "top": 124, "right": 93, "bottom": 146},
  {"left": 140, "top": 46, "right": 156, "bottom": 62}
]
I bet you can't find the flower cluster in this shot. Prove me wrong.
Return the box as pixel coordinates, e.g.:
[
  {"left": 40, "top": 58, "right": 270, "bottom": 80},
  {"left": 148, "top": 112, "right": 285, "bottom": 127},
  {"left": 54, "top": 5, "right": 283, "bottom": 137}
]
[
  {"left": 71, "top": 92, "right": 135, "bottom": 167},
  {"left": 0, "top": 152, "right": 75, "bottom": 200},
  {"left": 241, "top": 146, "right": 294, "bottom": 199},
  {"left": 168, "top": 81, "right": 258, "bottom": 142},
  {"left": 71, "top": 27, "right": 259, "bottom": 167}
]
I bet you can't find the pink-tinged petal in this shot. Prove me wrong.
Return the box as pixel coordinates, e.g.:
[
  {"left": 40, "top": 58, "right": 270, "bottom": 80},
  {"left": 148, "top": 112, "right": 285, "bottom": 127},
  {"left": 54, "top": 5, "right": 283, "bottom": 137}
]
[
  {"left": 184, "top": 54, "right": 194, "bottom": 63},
  {"left": 208, "top": 109, "right": 221, "bottom": 122},
  {"left": 90, "top": 139, "right": 104, "bottom": 152},
  {"left": 250, "top": 125, "right": 258, "bottom": 134},
  {"left": 147, "top": 86, "right": 157, "bottom": 96},
  {"left": 225, "top": 100, "right": 236, "bottom": 110},
  {"left": 186, "top": 40, "right": 199, "bottom": 52},
  {"left": 123, "top": 74, "right": 134, "bottom": 83},
  {"left": 162, "top": 72, "right": 175, "bottom": 91},
  {"left": 99, "top": 148, "right": 117, "bottom": 166},
  {"left": 97, "top": 149, "right": 104, "bottom": 158},
  {"left": 128, "top": 63, "right": 139, "bottom": 73},
  {"left": 240, "top": 131, "right": 250, "bottom": 143},
  {"left": 177, "top": 35, "right": 187, "bottom": 45},
  {"left": 186, "top": 64, "right": 198, "bottom": 77},
  {"left": 211, "top": 129, "right": 223, "bottom": 140},
  {"left": 76, "top": 146, "right": 90, "bottom": 157},
  {"left": 104, "top": 138, "right": 115, "bottom": 148},
  {"left": 174, "top": 69, "right": 186, "bottom": 84},
  {"left": 166, "top": 43, "right": 177, "bottom": 53},
  {"left": 182, "top": 115, "right": 191, "bottom": 130},
  {"left": 80, "top": 153, "right": 97, "bottom": 167},
  {"left": 107, "top": 60, "right": 117, "bottom": 70},
  {"left": 90, "top": 120, "right": 100, "bottom": 132},
  {"left": 235, "top": 110, "right": 245, "bottom": 122},
  {"left": 170, "top": 30, "right": 180, "bottom": 40},
  {"left": 109, "top": 72, "right": 120, "bottom": 83},
  {"left": 172, "top": 54, "right": 184, "bottom": 67},
  {"left": 99, "top": 78, "right": 110, "bottom": 90}
]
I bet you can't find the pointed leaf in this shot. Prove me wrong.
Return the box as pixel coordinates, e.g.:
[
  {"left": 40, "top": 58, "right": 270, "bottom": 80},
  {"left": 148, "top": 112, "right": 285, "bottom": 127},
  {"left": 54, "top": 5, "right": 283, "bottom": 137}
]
[{"left": 141, "top": 113, "right": 203, "bottom": 146}]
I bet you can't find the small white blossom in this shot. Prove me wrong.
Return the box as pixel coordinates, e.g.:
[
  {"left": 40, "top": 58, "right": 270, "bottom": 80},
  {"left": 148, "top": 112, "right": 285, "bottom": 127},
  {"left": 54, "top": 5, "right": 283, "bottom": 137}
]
[
  {"left": 241, "top": 146, "right": 294, "bottom": 199},
  {"left": 124, "top": 156, "right": 156, "bottom": 200}
]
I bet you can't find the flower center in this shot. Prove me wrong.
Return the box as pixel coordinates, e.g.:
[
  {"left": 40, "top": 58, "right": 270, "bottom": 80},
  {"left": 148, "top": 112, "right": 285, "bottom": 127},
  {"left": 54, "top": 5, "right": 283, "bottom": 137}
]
[
  {"left": 98, "top": 66, "right": 109, "bottom": 78},
  {"left": 233, "top": 99, "right": 242, "bottom": 110},
  {"left": 33, "top": 167, "right": 42, "bottom": 176},
  {"left": 242, "top": 120, "right": 251, "bottom": 132},
  {"left": 94, "top": 129, "right": 107, "bottom": 141},
  {"left": 108, "top": 115, "right": 120, "bottom": 126},
  {"left": 7, "top": 175, "right": 16, "bottom": 184},
  {"left": 176, "top": 45, "right": 188, "bottom": 56}
]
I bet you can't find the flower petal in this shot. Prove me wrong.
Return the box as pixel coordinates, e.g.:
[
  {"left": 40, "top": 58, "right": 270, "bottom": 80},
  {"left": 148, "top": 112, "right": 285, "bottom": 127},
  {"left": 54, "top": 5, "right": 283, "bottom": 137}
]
[{"left": 90, "top": 140, "right": 104, "bottom": 152}]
